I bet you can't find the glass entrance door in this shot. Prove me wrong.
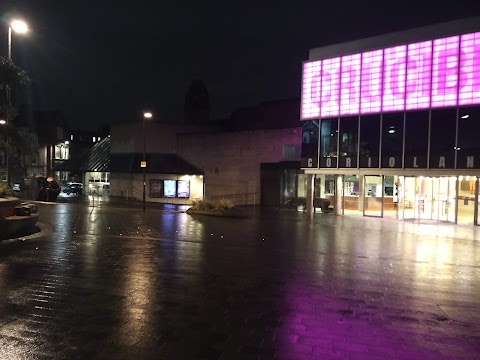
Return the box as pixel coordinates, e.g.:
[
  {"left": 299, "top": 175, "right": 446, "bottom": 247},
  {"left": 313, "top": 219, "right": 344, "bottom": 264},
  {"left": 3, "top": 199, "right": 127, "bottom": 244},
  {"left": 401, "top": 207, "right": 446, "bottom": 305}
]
[
  {"left": 477, "top": 179, "right": 480, "bottom": 226},
  {"left": 364, "top": 175, "right": 383, "bottom": 217},
  {"left": 402, "top": 176, "right": 456, "bottom": 223},
  {"left": 457, "top": 176, "right": 478, "bottom": 226},
  {"left": 433, "top": 177, "right": 455, "bottom": 222}
]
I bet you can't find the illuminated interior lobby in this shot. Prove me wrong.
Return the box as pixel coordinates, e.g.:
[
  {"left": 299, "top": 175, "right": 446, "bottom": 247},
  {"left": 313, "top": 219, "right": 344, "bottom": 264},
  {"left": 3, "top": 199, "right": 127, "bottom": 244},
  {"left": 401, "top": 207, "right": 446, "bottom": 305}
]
[{"left": 300, "top": 17, "right": 480, "bottom": 225}]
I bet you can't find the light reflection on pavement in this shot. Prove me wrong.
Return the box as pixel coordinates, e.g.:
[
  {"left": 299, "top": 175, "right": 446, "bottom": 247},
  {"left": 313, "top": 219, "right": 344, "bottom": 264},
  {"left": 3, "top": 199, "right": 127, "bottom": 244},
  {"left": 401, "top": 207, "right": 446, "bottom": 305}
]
[{"left": 0, "top": 202, "right": 479, "bottom": 359}]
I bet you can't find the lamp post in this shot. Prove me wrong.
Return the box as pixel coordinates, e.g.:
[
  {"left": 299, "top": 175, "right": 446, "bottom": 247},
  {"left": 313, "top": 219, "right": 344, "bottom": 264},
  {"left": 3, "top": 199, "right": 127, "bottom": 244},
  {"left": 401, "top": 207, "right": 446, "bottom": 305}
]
[
  {"left": 5, "top": 19, "right": 28, "bottom": 185},
  {"left": 0, "top": 120, "right": 5, "bottom": 182},
  {"left": 142, "top": 112, "right": 152, "bottom": 212}
]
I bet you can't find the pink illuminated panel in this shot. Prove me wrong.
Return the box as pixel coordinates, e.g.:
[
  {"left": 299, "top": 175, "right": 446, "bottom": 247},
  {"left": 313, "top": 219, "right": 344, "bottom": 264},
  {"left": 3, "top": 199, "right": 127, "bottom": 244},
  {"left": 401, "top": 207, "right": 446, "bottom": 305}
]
[
  {"left": 300, "top": 31, "right": 480, "bottom": 120},
  {"left": 459, "top": 32, "right": 480, "bottom": 105},
  {"left": 320, "top": 57, "right": 341, "bottom": 117},
  {"left": 361, "top": 50, "right": 383, "bottom": 113},
  {"left": 340, "top": 54, "right": 361, "bottom": 114},
  {"left": 301, "top": 61, "right": 321, "bottom": 119},
  {"left": 383, "top": 45, "right": 407, "bottom": 111},
  {"left": 431, "top": 36, "right": 460, "bottom": 107},
  {"left": 406, "top": 41, "right": 432, "bottom": 109}
]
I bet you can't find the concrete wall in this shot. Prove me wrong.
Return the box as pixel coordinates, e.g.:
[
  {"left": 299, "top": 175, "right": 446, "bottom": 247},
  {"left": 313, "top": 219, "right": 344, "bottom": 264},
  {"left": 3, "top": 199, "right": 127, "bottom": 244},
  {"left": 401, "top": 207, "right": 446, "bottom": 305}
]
[
  {"left": 110, "top": 122, "right": 221, "bottom": 154},
  {"left": 177, "top": 128, "right": 301, "bottom": 200},
  {"left": 110, "top": 173, "right": 203, "bottom": 205}
]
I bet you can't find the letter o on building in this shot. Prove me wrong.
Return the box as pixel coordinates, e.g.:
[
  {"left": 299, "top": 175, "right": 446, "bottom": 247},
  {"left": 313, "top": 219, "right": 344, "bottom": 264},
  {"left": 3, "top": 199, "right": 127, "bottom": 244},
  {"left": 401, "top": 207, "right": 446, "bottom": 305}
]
[
  {"left": 326, "top": 158, "right": 332, "bottom": 167},
  {"left": 389, "top": 157, "right": 395, "bottom": 167}
]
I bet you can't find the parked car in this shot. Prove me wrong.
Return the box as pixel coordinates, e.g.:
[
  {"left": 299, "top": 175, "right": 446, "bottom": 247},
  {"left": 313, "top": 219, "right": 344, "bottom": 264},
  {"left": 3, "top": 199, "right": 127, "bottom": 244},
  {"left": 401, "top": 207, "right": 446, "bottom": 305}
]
[{"left": 63, "top": 183, "right": 83, "bottom": 195}]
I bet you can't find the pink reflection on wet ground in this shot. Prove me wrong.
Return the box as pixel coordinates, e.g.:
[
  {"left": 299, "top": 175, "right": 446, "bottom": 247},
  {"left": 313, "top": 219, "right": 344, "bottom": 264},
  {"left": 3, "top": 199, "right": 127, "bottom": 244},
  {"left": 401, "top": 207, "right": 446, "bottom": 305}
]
[{"left": 0, "top": 203, "right": 479, "bottom": 359}]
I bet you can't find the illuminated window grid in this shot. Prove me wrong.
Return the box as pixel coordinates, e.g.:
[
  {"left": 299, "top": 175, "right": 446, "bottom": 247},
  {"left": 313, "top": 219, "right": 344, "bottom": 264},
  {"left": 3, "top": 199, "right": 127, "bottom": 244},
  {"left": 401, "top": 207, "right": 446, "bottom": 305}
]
[
  {"left": 459, "top": 32, "right": 480, "bottom": 106},
  {"left": 320, "top": 57, "right": 341, "bottom": 118},
  {"left": 406, "top": 40, "right": 432, "bottom": 110},
  {"left": 301, "top": 61, "right": 322, "bottom": 119},
  {"left": 360, "top": 50, "right": 383, "bottom": 114},
  {"left": 431, "top": 36, "right": 460, "bottom": 108},
  {"left": 340, "top": 54, "right": 361, "bottom": 115},
  {"left": 382, "top": 45, "right": 406, "bottom": 112}
]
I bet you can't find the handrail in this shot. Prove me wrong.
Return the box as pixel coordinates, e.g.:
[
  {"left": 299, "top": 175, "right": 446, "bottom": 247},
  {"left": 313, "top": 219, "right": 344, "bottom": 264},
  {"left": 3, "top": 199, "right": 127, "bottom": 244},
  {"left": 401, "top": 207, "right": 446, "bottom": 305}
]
[
  {"left": 119, "top": 185, "right": 144, "bottom": 201},
  {"left": 117, "top": 186, "right": 259, "bottom": 206}
]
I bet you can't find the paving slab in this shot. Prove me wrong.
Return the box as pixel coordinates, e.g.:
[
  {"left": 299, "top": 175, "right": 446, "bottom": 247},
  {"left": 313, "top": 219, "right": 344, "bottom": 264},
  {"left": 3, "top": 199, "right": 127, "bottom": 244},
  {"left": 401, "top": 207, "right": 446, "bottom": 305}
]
[{"left": 0, "top": 201, "right": 479, "bottom": 359}]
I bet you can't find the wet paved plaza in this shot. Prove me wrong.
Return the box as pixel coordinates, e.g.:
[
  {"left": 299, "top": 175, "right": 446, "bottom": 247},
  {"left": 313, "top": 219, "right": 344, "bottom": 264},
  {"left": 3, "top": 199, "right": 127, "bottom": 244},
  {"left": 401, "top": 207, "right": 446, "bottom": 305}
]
[{"left": 1, "top": 200, "right": 480, "bottom": 359}]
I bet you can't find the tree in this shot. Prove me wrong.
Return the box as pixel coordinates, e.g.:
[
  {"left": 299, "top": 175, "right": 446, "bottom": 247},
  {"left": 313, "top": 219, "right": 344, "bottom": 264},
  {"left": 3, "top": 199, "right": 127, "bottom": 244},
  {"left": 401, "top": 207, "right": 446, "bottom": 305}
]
[
  {"left": 0, "top": 57, "right": 30, "bottom": 120},
  {"left": 0, "top": 57, "right": 35, "bottom": 184}
]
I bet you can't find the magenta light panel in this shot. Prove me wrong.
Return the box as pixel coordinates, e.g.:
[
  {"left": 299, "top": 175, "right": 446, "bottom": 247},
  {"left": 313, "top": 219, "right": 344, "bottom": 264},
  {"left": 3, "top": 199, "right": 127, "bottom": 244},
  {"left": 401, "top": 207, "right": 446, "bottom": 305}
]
[
  {"left": 360, "top": 50, "right": 383, "bottom": 114},
  {"left": 340, "top": 54, "right": 361, "bottom": 115},
  {"left": 406, "top": 40, "right": 432, "bottom": 110},
  {"left": 459, "top": 32, "right": 480, "bottom": 105},
  {"left": 301, "top": 31, "right": 480, "bottom": 119},
  {"left": 320, "top": 57, "right": 340, "bottom": 117}
]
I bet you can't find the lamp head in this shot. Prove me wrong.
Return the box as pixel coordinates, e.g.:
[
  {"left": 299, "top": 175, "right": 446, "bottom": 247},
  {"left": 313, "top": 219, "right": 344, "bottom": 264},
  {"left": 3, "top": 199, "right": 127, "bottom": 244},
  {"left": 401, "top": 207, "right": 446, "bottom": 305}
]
[{"left": 11, "top": 20, "right": 28, "bottom": 33}]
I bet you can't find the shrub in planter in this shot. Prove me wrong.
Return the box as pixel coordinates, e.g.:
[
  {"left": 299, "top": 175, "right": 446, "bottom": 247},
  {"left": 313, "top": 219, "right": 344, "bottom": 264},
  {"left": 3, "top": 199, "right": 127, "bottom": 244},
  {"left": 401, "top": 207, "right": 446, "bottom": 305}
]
[
  {"left": 0, "top": 183, "right": 13, "bottom": 198},
  {"left": 190, "top": 199, "right": 234, "bottom": 211}
]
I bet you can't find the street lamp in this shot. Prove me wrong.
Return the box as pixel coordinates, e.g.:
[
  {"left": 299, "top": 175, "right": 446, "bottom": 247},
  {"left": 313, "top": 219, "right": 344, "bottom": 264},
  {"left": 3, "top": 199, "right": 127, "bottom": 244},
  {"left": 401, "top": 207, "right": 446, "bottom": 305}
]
[
  {"left": 5, "top": 19, "right": 28, "bottom": 185},
  {"left": 142, "top": 112, "right": 153, "bottom": 212},
  {"left": 8, "top": 20, "right": 29, "bottom": 60},
  {"left": 0, "top": 120, "right": 5, "bottom": 181}
]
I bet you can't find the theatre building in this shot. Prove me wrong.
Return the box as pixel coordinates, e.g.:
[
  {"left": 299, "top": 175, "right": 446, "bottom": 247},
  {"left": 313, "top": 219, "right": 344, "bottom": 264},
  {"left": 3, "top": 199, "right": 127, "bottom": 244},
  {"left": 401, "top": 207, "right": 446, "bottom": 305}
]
[{"left": 300, "top": 17, "right": 480, "bottom": 225}]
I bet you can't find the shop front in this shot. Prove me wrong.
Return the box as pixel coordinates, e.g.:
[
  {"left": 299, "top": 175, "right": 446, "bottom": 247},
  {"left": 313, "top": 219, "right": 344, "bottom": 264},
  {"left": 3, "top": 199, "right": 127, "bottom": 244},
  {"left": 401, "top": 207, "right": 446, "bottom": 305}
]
[{"left": 307, "top": 172, "right": 480, "bottom": 225}]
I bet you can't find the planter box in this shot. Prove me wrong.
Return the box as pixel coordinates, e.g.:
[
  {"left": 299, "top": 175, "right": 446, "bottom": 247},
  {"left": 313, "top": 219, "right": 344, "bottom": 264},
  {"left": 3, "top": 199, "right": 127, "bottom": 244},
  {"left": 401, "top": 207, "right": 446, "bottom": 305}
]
[
  {"left": 0, "top": 214, "right": 39, "bottom": 239},
  {"left": 0, "top": 197, "right": 40, "bottom": 239},
  {"left": 186, "top": 207, "right": 249, "bottom": 218},
  {"left": 0, "top": 197, "right": 22, "bottom": 218}
]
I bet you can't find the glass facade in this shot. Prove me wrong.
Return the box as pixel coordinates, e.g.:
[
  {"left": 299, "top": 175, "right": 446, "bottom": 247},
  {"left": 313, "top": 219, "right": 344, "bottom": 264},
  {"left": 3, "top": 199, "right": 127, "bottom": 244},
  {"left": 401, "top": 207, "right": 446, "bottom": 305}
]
[
  {"left": 404, "top": 111, "right": 429, "bottom": 168},
  {"left": 305, "top": 106, "right": 480, "bottom": 170},
  {"left": 359, "top": 115, "right": 380, "bottom": 168},
  {"left": 381, "top": 113, "right": 403, "bottom": 168},
  {"left": 299, "top": 106, "right": 480, "bottom": 225},
  {"left": 320, "top": 118, "right": 338, "bottom": 168},
  {"left": 300, "top": 120, "right": 319, "bottom": 168},
  {"left": 429, "top": 109, "right": 456, "bottom": 169},
  {"left": 339, "top": 117, "right": 358, "bottom": 168},
  {"left": 457, "top": 107, "right": 480, "bottom": 169}
]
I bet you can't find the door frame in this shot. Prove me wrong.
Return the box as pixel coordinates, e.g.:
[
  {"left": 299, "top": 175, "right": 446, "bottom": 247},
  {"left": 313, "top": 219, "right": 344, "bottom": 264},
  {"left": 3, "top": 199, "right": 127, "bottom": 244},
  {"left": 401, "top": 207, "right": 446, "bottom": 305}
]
[{"left": 363, "top": 175, "right": 384, "bottom": 218}]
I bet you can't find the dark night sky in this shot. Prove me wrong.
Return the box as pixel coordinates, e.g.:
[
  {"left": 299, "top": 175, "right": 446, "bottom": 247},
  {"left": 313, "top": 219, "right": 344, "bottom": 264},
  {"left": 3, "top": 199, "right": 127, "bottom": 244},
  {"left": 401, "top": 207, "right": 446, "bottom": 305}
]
[{"left": 1, "top": 0, "right": 479, "bottom": 131}]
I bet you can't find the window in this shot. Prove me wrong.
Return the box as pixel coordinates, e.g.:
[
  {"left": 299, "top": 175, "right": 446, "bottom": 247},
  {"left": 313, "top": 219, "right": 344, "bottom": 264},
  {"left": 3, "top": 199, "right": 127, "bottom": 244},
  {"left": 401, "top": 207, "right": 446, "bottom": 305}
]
[
  {"left": 301, "top": 120, "right": 319, "bottom": 167},
  {"left": 381, "top": 112, "right": 403, "bottom": 168},
  {"left": 457, "top": 106, "right": 480, "bottom": 169},
  {"left": 429, "top": 109, "right": 456, "bottom": 168},
  {"left": 31, "top": 152, "right": 38, "bottom": 165},
  {"left": 404, "top": 111, "right": 429, "bottom": 168},
  {"left": 359, "top": 115, "right": 380, "bottom": 168},
  {"left": 1, "top": 171, "right": 6, "bottom": 182},
  {"left": 320, "top": 118, "right": 338, "bottom": 168},
  {"left": 339, "top": 116, "right": 358, "bottom": 168},
  {"left": 55, "top": 145, "right": 62, "bottom": 159}
]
